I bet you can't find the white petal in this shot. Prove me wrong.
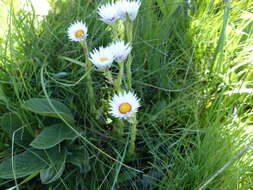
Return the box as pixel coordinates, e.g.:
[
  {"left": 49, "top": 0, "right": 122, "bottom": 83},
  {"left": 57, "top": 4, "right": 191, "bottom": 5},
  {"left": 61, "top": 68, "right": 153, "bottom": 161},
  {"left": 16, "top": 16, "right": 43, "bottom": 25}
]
[
  {"left": 67, "top": 21, "right": 88, "bottom": 42},
  {"left": 116, "top": 0, "right": 141, "bottom": 21},
  {"left": 98, "top": 3, "right": 121, "bottom": 25},
  {"left": 108, "top": 40, "right": 132, "bottom": 62},
  {"left": 90, "top": 46, "right": 114, "bottom": 70},
  {"left": 109, "top": 91, "right": 140, "bottom": 119}
]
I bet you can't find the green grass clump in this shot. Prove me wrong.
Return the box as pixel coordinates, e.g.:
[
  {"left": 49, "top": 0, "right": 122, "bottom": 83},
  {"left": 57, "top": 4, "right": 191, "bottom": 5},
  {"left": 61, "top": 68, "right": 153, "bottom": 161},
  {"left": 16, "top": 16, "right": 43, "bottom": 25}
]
[{"left": 0, "top": 0, "right": 253, "bottom": 189}]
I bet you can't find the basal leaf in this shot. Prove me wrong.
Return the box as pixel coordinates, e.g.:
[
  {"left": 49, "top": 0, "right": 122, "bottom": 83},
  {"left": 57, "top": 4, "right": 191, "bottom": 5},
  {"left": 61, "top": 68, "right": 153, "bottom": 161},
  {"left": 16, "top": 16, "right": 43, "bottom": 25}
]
[
  {"left": 0, "top": 84, "right": 8, "bottom": 104},
  {"left": 67, "top": 146, "right": 90, "bottom": 173},
  {"left": 40, "top": 152, "right": 66, "bottom": 184},
  {"left": 22, "top": 98, "right": 74, "bottom": 124},
  {"left": 0, "top": 112, "right": 32, "bottom": 146},
  {"left": 0, "top": 147, "right": 64, "bottom": 179},
  {"left": 30, "top": 124, "right": 77, "bottom": 149}
]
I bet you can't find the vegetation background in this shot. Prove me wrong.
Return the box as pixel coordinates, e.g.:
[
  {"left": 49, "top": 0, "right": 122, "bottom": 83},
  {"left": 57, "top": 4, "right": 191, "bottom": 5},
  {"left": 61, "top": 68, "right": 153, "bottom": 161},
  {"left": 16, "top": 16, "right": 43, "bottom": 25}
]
[{"left": 0, "top": 0, "right": 252, "bottom": 189}]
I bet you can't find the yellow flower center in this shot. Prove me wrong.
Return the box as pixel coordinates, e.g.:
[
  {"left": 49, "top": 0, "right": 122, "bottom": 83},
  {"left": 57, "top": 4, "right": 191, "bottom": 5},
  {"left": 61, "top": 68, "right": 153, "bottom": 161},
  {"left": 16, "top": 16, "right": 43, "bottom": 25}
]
[
  {"left": 119, "top": 103, "right": 132, "bottom": 114},
  {"left": 99, "top": 57, "right": 108, "bottom": 62},
  {"left": 75, "top": 29, "right": 85, "bottom": 38}
]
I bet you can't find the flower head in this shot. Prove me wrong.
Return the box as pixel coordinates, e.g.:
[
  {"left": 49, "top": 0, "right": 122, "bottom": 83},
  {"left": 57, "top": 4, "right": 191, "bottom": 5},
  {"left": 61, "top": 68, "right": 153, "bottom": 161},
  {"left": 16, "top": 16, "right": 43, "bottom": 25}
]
[
  {"left": 109, "top": 41, "right": 132, "bottom": 63},
  {"left": 116, "top": 0, "right": 141, "bottom": 21},
  {"left": 67, "top": 21, "right": 88, "bottom": 42},
  {"left": 109, "top": 91, "right": 140, "bottom": 119},
  {"left": 98, "top": 3, "right": 120, "bottom": 25},
  {"left": 90, "top": 47, "right": 114, "bottom": 70}
]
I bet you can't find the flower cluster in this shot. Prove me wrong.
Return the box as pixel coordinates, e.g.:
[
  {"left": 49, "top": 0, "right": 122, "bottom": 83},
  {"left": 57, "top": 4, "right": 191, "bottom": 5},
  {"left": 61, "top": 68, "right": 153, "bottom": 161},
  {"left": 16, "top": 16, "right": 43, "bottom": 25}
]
[
  {"left": 67, "top": 0, "right": 141, "bottom": 121},
  {"left": 98, "top": 0, "right": 141, "bottom": 25},
  {"left": 90, "top": 41, "right": 132, "bottom": 70}
]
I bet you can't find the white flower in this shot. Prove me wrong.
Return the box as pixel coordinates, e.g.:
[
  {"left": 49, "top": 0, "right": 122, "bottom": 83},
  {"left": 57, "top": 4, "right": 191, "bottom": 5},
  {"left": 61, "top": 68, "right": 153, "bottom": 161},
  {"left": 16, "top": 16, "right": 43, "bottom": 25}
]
[
  {"left": 109, "top": 91, "right": 140, "bottom": 119},
  {"left": 67, "top": 21, "right": 88, "bottom": 42},
  {"left": 109, "top": 41, "right": 132, "bottom": 62},
  {"left": 116, "top": 0, "right": 141, "bottom": 21},
  {"left": 98, "top": 3, "right": 120, "bottom": 25},
  {"left": 90, "top": 47, "right": 114, "bottom": 70}
]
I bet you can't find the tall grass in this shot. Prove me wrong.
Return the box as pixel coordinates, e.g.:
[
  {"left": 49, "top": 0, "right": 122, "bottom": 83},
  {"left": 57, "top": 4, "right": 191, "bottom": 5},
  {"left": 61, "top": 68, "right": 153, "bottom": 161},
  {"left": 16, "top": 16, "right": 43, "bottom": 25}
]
[{"left": 0, "top": 0, "right": 252, "bottom": 189}]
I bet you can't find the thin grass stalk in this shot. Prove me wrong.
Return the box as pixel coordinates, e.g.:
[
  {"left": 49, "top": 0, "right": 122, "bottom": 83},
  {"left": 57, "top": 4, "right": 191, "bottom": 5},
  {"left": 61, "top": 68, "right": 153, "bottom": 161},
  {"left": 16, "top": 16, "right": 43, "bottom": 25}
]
[{"left": 211, "top": 0, "right": 230, "bottom": 74}]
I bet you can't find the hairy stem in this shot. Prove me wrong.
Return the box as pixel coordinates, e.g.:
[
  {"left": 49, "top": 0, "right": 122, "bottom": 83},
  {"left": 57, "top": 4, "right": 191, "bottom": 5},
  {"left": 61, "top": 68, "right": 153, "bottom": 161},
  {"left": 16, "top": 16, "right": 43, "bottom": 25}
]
[
  {"left": 128, "top": 116, "right": 137, "bottom": 156},
  {"left": 125, "top": 21, "right": 133, "bottom": 90},
  {"left": 113, "top": 119, "right": 124, "bottom": 137},
  {"left": 112, "top": 24, "right": 119, "bottom": 41},
  {"left": 80, "top": 40, "right": 96, "bottom": 113},
  {"left": 104, "top": 70, "right": 114, "bottom": 85},
  {"left": 115, "top": 61, "right": 124, "bottom": 92}
]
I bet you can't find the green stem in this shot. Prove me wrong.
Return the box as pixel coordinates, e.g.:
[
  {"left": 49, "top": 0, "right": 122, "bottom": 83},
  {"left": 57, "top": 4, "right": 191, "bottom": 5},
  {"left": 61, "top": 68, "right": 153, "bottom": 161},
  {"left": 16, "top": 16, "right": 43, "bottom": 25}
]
[
  {"left": 115, "top": 61, "right": 124, "bottom": 92},
  {"left": 126, "top": 21, "right": 133, "bottom": 46},
  {"left": 112, "top": 24, "right": 119, "bottom": 41},
  {"left": 113, "top": 119, "right": 124, "bottom": 137},
  {"left": 80, "top": 40, "right": 96, "bottom": 113},
  {"left": 126, "top": 54, "right": 133, "bottom": 90},
  {"left": 125, "top": 21, "right": 133, "bottom": 90},
  {"left": 111, "top": 23, "right": 126, "bottom": 137},
  {"left": 128, "top": 116, "right": 137, "bottom": 156},
  {"left": 114, "top": 61, "right": 125, "bottom": 137},
  {"left": 104, "top": 70, "right": 114, "bottom": 85}
]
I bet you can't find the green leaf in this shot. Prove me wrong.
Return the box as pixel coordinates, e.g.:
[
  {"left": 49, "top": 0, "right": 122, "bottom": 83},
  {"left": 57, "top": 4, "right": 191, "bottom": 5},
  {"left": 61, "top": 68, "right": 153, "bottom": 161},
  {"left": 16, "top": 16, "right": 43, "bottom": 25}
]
[
  {"left": 118, "top": 170, "right": 138, "bottom": 185},
  {"left": 40, "top": 152, "right": 66, "bottom": 184},
  {"left": 140, "top": 169, "right": 163, "bottom": 188},
  {"left": 22, "top": 98, "right": 74, "bottom": 124},
  {"left": 59, "top": 56, "right": 85, "bottom": 68},
  {"left": 30, "top": 124, "right": 77, "bottom": 149},
  {"left": 67, "top": 146, "right": 90, "bottom": 173},
  {"left": 0, "top": 147, "right": 64, "bottom": 179},
  {"left": 0, "top": 112, "right": 32, "bottom": 146},
  {"left": 0, "top": 84, "right": 8, "bottom": 104}
]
